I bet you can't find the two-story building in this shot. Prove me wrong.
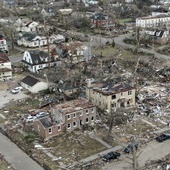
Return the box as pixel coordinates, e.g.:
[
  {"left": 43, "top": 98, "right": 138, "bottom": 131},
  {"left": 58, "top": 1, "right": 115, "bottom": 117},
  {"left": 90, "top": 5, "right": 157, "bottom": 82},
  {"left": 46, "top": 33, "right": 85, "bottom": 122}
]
[
  {"left": 136, "top": 15, "right": 170, "bottom": 28},
  {"left": 34, "top": 98, "right": 96, "bottom": 140},
  {"left": 0, "top": 52, "right": 12, "bottom": 80},
  {"left": 0, "top": 35, "right": 8, "bottom": 53},
  {"left": 145, "top": 29, "right": 169, "bottom": 45},
  {"left": 86, "top": 79, "right": 136, "bottom": 112},
  {"left": 21, "top": 50, "right": 61, "bottom": 73},
  {"left": 90, "top": 13, "right": 115, "bottom": 28}
]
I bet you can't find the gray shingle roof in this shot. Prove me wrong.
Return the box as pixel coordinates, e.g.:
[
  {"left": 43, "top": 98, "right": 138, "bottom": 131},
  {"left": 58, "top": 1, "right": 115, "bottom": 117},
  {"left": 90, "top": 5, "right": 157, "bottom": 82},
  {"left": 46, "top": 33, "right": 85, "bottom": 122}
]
[{"left": 21, "top": 75, "right": 39, "bottom": 87}]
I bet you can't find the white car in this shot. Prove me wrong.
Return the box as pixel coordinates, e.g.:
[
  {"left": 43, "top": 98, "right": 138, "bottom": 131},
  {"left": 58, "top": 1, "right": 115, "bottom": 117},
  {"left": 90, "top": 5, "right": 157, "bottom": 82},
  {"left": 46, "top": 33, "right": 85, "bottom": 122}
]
[
  {"left": 36, "top": 112, "right": 49, "bottom": 118},
  {"left": 26, "top": 115, "right": 36, "bottom": 122},
  {"left": 11, "top": 86, "right": 23, "bottom": 94}
]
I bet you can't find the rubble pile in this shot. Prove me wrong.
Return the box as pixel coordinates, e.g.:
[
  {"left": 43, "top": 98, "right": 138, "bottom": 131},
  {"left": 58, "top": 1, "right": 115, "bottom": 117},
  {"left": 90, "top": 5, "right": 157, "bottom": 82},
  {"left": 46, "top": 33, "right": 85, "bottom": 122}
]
[
  {"left": 137, "top": 83, "right": 170, "bottom": 126},
  {"left": 144, "top": 153, "right": 170, "bottom": 170}
]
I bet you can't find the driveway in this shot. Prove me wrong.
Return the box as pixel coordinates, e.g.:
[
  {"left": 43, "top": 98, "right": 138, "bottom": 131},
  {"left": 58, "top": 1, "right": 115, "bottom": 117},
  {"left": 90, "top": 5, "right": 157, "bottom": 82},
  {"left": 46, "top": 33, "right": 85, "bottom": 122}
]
[
  {"left": 102, "top": 140, "right": 170, "bottom": 170},
  {"left": 0, "top": 90, "right": 28, "bottom": 109}
]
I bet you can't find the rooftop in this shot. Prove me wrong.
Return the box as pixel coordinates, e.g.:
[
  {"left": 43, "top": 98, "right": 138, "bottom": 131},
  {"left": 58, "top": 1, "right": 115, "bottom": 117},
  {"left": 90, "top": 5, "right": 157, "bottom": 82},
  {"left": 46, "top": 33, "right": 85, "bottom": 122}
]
[
  {"left": 90, "top": 81, "right": 135, "bottom": 95},
  {"left": 55, "top": 98, "right": 95, "bottom": 114},
  {"left": 137, "top": 15, "right": 170, "bottom": 20}
]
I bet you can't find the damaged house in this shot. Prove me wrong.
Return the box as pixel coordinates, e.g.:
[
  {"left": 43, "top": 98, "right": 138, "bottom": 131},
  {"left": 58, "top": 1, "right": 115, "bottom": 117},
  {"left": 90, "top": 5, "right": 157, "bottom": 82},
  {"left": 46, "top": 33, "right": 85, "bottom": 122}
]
[
  {"left": 0, "top": 52, "right": 12, "bottom": 80},
  {"left": 86, "top": 79, "right": 136, "bottom": 112},
  {"left": 53, "top": 41, "right": 92, "bottom": 63},
  {"left": 145, "top": 29, "right": 169, "bottom": 45},
  {"left": 34, "top": 98, "right": 96, "bottom": 140}
]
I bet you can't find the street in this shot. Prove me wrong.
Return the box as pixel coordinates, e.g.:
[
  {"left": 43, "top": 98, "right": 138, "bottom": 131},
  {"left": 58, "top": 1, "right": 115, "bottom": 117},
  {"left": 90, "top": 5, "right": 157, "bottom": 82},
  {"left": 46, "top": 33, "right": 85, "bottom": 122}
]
[
  {"left": 102, "top": 140, "right": 170, "bottom": 170},
  {"left": 0, "top": 132, "right": 44, "bottom": 170}
]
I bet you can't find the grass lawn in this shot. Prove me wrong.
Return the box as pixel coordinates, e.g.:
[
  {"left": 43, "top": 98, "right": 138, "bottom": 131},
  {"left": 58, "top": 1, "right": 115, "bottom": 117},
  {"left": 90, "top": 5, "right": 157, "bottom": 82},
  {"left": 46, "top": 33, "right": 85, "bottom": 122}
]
[
  {"left": 42, "top": 131, "right": 106, "bottom": 165},
  {"left": 0, "top": 158, "right": 14, "bottom": 170},
  {"left": 118, "top": 18, "right": 133, "bottom": 24}
]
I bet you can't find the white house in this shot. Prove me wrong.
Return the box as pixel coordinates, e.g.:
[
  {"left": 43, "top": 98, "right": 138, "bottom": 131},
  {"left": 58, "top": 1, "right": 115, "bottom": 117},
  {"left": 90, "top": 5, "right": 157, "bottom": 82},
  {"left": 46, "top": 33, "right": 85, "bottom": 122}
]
[
  {"left": 17, "top": 32, "right": 65, "bottom": 48},
  {"left": 0, "top": 52, "right": 12, "bottom": 80},
  {"left": 21, "top": 50, "right": 61, "bottom": 73},
  {"left": 0, "top": 35, "right": 8, "bottom": 53},
  {"left": 20, "top": 75, "right": 48, "bottom": 93},
  {"left": 136, "top": 15, "right": 170, "bottom": 28},
  {"left": 41, "top": 7, "right": 55, "bottom": 17},
  {"left": 17, "top": 33, "right": 47, "bottom": 47},
  {"left": 14, "top": 18, "right": 39, "bottom": 33},
  {"left": 73, "top": 45, "right": 92, "bottom": 63}
]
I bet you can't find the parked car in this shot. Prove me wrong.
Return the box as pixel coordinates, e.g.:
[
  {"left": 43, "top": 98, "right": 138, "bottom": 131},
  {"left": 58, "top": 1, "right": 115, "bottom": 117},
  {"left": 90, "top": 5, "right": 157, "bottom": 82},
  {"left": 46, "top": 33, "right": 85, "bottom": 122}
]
[
  {"left": 124, "top": 143, "right": 138, "bottom": 153},
  {"left": 11, "top": 86, "right": 23, "bottom": 94},
  {"left": 102, "top": 151, "right": 121, "bottom": 162},
  {"left": 36, "top": 112, "right": 49, "bottom": 118},
  {"left": 26, "top": 115, "right": 36, "bottom": 122},
  {"left": 156, "top": 133, "right": 170, "bottom": 142}
]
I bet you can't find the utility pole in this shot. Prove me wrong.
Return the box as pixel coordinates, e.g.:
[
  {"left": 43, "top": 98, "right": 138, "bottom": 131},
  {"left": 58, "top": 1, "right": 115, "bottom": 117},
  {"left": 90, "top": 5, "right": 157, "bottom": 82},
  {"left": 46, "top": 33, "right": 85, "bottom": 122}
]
[{"left": 43, "top": 16, "right": 51, "bottom": 69}]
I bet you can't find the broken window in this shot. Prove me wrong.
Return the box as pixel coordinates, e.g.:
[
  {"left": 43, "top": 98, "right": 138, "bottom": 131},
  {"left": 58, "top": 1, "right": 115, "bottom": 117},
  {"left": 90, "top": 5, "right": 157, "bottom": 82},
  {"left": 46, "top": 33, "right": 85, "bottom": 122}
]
[
  {"left": 112, "top": 95, "right": 116, "bottom": 100},
  {"left": 128, "top": 90, "right": 132, "bottom": 95},
  {"left": 48, "top": 128, "right": 52, "bottom": 134},
  {"left": 73, "top": 122, "right": 77, "bottom": 127},
  {"left": 80, "top": 111, "right": 83, "bottom": 116},
  {"left": 91, "top": 116, "right": 94, "bottom": 121},
  {"left": 67, "top": 123, "right": 71, "bottom": 129},
  {"left": 86, "top": 118, "right": 89, "bottom": 123},
  {"left": 112, "top": 103, "right": 116, "bottom": 108},
  {"left": 91, "top": 108, "right": 94, "bottom": 113},
  {"left": 86, "top": 109, "right": 89, "bottom": 114},
  {"left": 58, "top": 126, "right": 61, "bottom": 131},
  {"left": 67, "top": 114, "right": 70, "bottom": 120},
  {"left": 73, "top": 113, "right": 76, "bottom": 118}
]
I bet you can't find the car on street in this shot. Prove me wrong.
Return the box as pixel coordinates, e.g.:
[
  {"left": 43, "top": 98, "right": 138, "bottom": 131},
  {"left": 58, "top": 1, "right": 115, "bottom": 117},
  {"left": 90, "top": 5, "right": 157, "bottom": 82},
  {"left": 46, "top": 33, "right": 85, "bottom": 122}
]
[
  {"left": 26, "top": 115, "right": 36, "bottom": 122},
  {"left": 102, "top": 151, "right": 121, "bottom": 162},
  {"left": 11, "top": 86, "right": 23, "bottom": 94},
  {"left": 156, "top": 133, "right": 170, "bottom": 142},
  {"left": 124, "top": 143, "right": 138, "bottom": 154},
  {"left": 36, "top": 112, "right": 49, "bottom": 118}
]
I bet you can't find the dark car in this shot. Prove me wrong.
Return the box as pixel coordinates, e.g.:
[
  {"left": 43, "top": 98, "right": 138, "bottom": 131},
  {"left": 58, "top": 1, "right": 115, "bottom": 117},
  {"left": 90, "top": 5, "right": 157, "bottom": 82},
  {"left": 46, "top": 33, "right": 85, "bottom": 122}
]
[
  {"left": 156, "top": 133, "right": 170, "bottom": 142},
  {"left": 124, "top": 143, "right": 138, "bottom": 154},
  {"left": 102, "top": 151, "right": 121, "bottom": 162}
]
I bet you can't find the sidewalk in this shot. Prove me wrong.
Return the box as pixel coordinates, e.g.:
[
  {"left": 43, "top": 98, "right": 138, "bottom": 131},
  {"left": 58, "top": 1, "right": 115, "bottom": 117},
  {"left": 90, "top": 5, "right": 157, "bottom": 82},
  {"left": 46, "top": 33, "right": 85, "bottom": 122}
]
[
  {"left": 92, "top": 136, "right": 112, "bottom": 149},
  {"left": 79, "top": 145, "right": 122, "bottom": 164}
]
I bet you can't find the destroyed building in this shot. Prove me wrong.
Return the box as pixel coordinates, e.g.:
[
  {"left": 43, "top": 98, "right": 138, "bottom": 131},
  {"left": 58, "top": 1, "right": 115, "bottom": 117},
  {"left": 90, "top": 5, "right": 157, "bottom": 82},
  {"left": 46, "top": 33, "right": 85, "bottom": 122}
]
[
  {"left": 34, "top": 98, "right": 96, "bottom": 140},
  {"left": 86, "top": 79, "right": 136, "bottom": 112}
]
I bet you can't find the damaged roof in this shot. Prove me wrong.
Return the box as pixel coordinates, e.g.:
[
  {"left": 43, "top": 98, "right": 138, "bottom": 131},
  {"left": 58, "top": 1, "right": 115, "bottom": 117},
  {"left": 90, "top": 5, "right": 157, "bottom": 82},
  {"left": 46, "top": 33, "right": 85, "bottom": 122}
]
[
  {"left": 39, "top": 117, "right": 53, "bottom": 128},
  {"left": 90, "top": 81, "right": 135, "bottom": 95},
  {"left": 54, "top": 98, "right": 95, "bottom": 114},
  {"left": 0, "top": 52, "right": 10, "bottom": 63}
]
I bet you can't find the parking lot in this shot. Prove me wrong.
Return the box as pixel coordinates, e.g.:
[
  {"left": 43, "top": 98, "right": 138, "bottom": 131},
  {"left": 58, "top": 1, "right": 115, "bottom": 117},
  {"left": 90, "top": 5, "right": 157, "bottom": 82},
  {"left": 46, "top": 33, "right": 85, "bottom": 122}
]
[{"left": 0, "top": 90, "right": 28, "bottom": 109}]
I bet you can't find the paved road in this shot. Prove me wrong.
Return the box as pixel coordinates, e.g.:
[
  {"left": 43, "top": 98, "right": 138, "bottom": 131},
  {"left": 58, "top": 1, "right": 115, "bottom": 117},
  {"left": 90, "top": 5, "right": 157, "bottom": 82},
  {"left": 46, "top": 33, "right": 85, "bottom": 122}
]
[
  {"left": 0, "top": 90, "right": 28, "bottom": 109},
  {"left": 0, "top": 132, "right": 44, "bottom": 170},
  {"left": 114, "top": 34, "right": 170, "bottom": 60},
  {"left": 102, "top": 140, "right": 170, "bottom": 170}
]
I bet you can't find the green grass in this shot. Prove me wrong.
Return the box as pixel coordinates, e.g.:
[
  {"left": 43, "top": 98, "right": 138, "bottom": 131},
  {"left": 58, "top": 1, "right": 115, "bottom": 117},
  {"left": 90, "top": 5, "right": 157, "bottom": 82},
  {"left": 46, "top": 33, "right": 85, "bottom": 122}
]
[{"left": 118, "top": 18, "right": 133, "bottom": 24}]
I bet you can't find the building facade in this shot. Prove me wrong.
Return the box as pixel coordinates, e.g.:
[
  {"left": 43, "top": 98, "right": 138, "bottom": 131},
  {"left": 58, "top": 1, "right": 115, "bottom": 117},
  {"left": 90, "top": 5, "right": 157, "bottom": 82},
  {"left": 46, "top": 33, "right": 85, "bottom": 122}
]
[
  {"left": 86, "top": 79, "right": 136, "bottom": 112},
  {"left": 136, "top": 15, "right": 170, "bottom": 28},
  {"left": 34, "top": 98, "right": 96, "bottom": 140},
  {"left": 0, "top": 35, "right": 8, "bottom": 53},
  {"left": 21, "top": 50, "right": 61, "bottom": 73},
  {"left": 0, "top": 52, "right": 12, "bottom": 80}
]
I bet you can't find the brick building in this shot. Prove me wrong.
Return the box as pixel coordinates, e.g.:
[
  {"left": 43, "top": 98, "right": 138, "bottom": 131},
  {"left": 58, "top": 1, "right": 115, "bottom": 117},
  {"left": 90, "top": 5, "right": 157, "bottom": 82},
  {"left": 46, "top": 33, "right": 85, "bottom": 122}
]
[{"left": 34, "top": 98, "right": 96, "bottom": 140}]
